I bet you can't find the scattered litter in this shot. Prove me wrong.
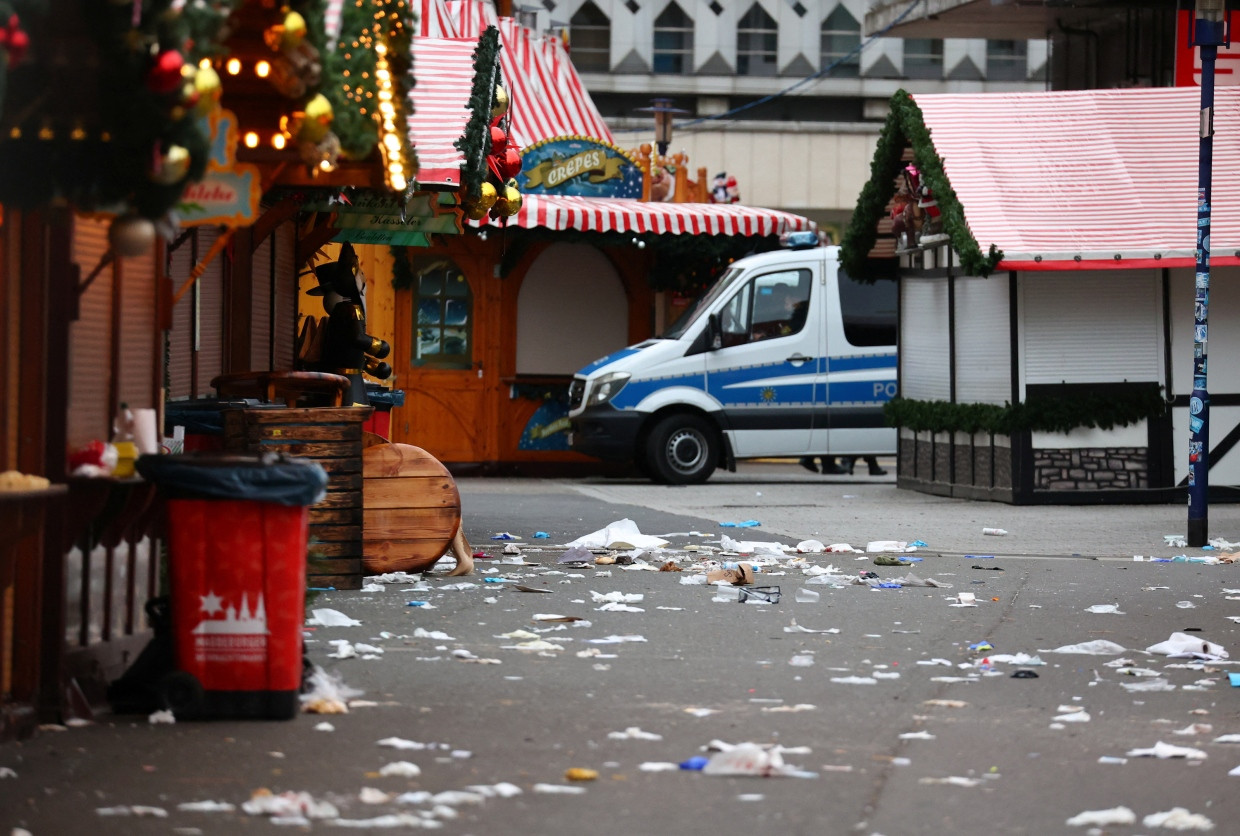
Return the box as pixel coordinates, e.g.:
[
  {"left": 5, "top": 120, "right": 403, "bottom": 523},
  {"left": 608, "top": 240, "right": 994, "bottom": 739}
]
[
  {"left": 177, "top": 801, "right": 236, "bottom": 812},
  {"left": 795, "top": 588, "right": 820, "bottom": 603},
  {"left": 866, "top": 540, "right": 912, "bottom": 553},
  {"left": 608, "top": 727, "right": 664, "bottom": 741},
  {"left": 1143, "top": 808, "right": 1215, "bottom": 831},
  {"left": 1165, "top": 535, "right": 1188, "bottom": 548},
  {"left": 659, "top": 561, "right": 683, "bottom": 572},
  {"left": 315, "top": 722, "right": 335, "bottom": 732},
  {"left": 1172, "top": 723, "right": 1213, "bottom": 736},
  {"left": 1085, "top": 604, "right": 1125, "bottom": 614},
  {"left": 533, "top": 784, "right": 587, "bottom": 794},
  {"left": 982, "top": 528, "right": 1007, "bottom": 536},
  {"left": 1146, "top": 632, "right": 1228, "bottom": 661},
  {"left": 873, "top": 555, "right": 911, "bottom": 567},
  {"left": 1042, "top": 640, "right": 1127, "bottom": 655},
  {"left": 685, "top": 707, "right": 719, "bottom": 717},
  {"left": 96, "top": 806, "right": 168, "bottom": 817},
  {"left": 762, "top": 704, "right": 817, "bottom": 713},
  {"left": 788, "top": 654, "right": 815, "bottom": 667},
  {"left": 301, "top": 667, "right": 363, "bottom": 715},
  {"left": 924, "top": 699, "right": 968, "bottom": 708},
  {"left": 379, "top": 762, "right": 422, "bottom": 777},
  {"left": 720, "top": 520, "right": 761, "bottom": 528},
  {"left": 532, "top": 614, "right": 585, "bottom": 623},
  {"left": 952, "top": 592, "right": 977, "bottom": 608},
  {"left": 796, "top": 540, "right": 825, "bottom": 553},
  {"left": 830, "top": 676, "right": 877, "bottom": 685},
  {"left": 564, "top": 768, "right": 598, "bottom": 781},
  {"left": 307, "top": 608, "right": 361, "bottom": 627},
  {"left": 558, "top": 546, "right": 595, "bottom": 564},
  {"left": 586, "top": 635, "right": 647, "bottom": 644},
  {"left": 898, "top": 731, "right": 936, "bottom": 740},
  {"left": 919, "top": 776, "right": 982, "bottom": 787},
  {"left": 148, "top": 709, "right": 175, "bottom": 724},
  {"left": 1053, "top": 709, "right": 1091, "bottom": 723},
  {"left": 639, "top": 762, "right": 680, "bottom": 772},
  {"left": 783, "top": 620, "right": 838, "bottom": 634},
  {"left": 358, "top": 787, "right": 392, "bottom": 805},
  {"left": 591, "top": 591, "right": 644, "bottom": 604},
  {"left": 1066, "top": 807, "right": 1136, "bottom": 827},
  {"left": 1098, "top": 756, "right": 1128, "bottom": 765},
  {"left": 491, "top": 532, "right": 520, "bottom": 540},
  {"left": 242, "top": 790, "right": 339, "bottom": 820},
  {"left": 700, "top": 743, "right": 816, "bottom": 778},
  {"left": 1125, "top": 741, "right": 1207, "bottom": 760},
  {"left": 514, "top": 585, "right": 553, "bottom": 594},
  {"left": 1121, "top": 678, "right": 1176, "bottom": 693},
  {"left": 566, "top": 519, "right": 668, "bottom": 550},
  {"left": 534, "top": 532, "right": 550, "bottom": 539},
  {"left": 0, "top": 767, "right": 15, "bottom": 778},
  {"left": 738, "top": 586, "right": 781, "bottom": 604},
  {"left": 1012, "top": 670, "right": 1039, "bottom": 679}
]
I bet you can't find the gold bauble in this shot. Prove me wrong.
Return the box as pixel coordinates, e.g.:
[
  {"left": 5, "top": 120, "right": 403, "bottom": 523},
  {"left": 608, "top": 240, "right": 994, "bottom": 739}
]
[
  {"left": 108, "top": 215, "right": 157, "bottom": 257},
  {"left": 150, "top": 144, "right": 191, "bottom": 185},
  {"left": 490, "top": 85, "right": 509, "bottom": 119},
  {"left": 477, "top": 181, "right": 498, "bottom": 212},
  {"left": 464, "top": 201, "right": 490, "bottom": 220},
  {"left": 194, "top": 65, "right": 222, "bottom": 115},
  {"left": 502, "top": 184, "right": 522, "bottom": 216}
]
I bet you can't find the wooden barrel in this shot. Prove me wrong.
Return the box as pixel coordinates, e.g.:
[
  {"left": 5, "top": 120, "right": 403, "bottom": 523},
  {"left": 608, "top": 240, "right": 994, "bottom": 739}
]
[{"left": 362, "top": 443, "right": 461, "bottom": 574}]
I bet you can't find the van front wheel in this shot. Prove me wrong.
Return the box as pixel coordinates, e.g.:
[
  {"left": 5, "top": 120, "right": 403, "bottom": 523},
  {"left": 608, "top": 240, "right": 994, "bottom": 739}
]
[{"left": 646, "top": 415, "right": 717, "bottom": 484}]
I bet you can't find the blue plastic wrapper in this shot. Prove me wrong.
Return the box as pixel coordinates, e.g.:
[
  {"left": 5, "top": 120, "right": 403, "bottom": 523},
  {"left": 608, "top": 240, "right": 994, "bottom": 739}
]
[
  {"left": 533, "top": 532, "right": 550, "bottom": 539},
  {"left": 136, "top": 453, "right": 328, "bottom": 507},
  {"left": 720, "top": 520, "right": 761, "bottom": 528},
  {"left": 680, "top": 756, "right": 709, "bottom": 771}
]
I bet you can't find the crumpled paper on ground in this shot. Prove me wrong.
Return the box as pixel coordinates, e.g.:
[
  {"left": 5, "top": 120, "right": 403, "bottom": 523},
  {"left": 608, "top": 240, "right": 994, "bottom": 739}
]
[
  {"left": 1041, "top": 640, "right": 1127, "bottom": 655},
  {"left": 307, "top": 608, "right": 361, "bottom": 627},
  {"left": 1146, "top": 631, "right": 1228, "bottom": 661},
  {"left": 565, "top": 519, "right": 668, "bottom": 550}
]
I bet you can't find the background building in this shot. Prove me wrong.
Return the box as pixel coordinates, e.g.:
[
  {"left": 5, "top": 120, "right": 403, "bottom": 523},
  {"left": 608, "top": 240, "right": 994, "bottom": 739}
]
[{"left": 509, "top": 0, "right": 1048, "bottom": 237}]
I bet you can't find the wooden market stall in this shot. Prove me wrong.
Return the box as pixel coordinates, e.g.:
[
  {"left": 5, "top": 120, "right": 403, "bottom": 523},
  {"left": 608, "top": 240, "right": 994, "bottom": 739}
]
[{"left": 841, "top": 87, "right": 1240, "bottom": 504}]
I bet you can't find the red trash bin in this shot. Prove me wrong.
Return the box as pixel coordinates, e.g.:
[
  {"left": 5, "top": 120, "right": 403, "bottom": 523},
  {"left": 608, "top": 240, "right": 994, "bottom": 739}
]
[{"left": 138, "top": 454, "right": 327, "bottom": 719}]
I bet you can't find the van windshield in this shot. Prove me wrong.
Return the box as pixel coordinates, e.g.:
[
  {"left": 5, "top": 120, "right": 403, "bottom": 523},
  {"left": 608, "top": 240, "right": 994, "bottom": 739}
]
[{"left": 661, "top": 267, "right": 743, "bottom": 339}]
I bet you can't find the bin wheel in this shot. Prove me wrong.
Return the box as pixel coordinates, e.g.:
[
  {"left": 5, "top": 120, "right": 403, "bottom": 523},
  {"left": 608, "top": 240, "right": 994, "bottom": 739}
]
[{"left": 157, "top": 671, "right": 206, "bottom": 720}]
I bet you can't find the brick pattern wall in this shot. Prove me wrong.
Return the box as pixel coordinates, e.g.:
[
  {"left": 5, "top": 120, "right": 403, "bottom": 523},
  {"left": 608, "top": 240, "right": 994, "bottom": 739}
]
[{"left": 1034, "top": 448, "right": 1148, "bottom": 490}]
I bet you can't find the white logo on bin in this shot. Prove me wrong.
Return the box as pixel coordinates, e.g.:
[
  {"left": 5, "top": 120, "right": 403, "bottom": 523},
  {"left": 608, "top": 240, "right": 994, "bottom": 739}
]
[{"left": 193, "top": 591, "right": 269, "bottom": 663}]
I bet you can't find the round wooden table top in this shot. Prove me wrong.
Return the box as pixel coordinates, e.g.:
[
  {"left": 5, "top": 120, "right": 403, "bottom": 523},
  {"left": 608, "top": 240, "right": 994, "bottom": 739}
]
[{"left": 362, "top": 443, "right": 462, "bottom": 575}]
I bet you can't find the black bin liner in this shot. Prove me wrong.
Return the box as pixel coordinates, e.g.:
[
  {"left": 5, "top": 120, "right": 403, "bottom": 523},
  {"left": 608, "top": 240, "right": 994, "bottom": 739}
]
[
  {"left": 136, "top": 453, "right": 328, "bottom": 507},
  {"left": 164, "top": 399, "right": 258, "bottom": 436},
  {"left": 364, "top": 385, "right": 406, "bottom": 408}
]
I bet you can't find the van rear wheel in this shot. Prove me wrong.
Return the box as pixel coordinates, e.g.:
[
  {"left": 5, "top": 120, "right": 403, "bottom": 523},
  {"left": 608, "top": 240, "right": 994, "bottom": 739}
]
[{"left": 646, "top": 414, "right": 717, "bottom": 484}]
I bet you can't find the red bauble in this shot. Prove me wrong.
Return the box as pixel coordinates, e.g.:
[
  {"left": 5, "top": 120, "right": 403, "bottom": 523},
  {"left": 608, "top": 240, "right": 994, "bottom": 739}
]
[
  {"left": 500, "top": 146, "right": 522, "bottom": 180},
  {"left": 147, "top": 50, "right": 185, "bottom": 95},
  {"left": 489, "top": 125, "right": 506, "bottom": 156}
]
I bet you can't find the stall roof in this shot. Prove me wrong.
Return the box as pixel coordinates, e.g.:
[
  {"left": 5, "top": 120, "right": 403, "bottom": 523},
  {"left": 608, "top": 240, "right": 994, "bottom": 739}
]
[
  {"left": 470, "top": 194, "right": 815, "bottom": 237},
  {"left": 406, "top": 0, "right": 613, "bottom": 188},
  {"left": 842, "top": 86, "right": 1240, "bottom": 275}
]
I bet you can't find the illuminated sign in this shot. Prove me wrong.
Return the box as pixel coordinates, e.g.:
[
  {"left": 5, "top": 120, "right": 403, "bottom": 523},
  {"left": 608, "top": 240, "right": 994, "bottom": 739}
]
[{"left": 178, "top": 109, "right": 262, "bottom": 227}]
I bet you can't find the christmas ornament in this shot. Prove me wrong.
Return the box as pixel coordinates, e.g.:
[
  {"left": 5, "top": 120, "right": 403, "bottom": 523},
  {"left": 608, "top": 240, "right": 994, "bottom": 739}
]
[
  {"left": 150, "top": 144, "right": 191, "bottom": 185},
  {"left": 264, "top": 10, "right": 308, "bottom": 52},
  {"left": 489, "top": 125, "right": 506, "bottom": 156},
  {"left": 499, "top": 146, "right": 521, "bottom": 180},
  {"left": 108, "top": 215, "right": 157, "bottom": 257},
  {"left": 194, "top": 65, "right": 222, "bottom": 115},
  {"left": 490, "top": 85, "right": 509, "bottom": 119},
  {"left": 477, "top": 181, "right": 498, "bottom": 212},
  {"left": 298, "top": 94, "right": 334, "bottom": 144},
  {"left": 0, "top": 14, "right": 30, "bottom": 66},
  {"left": 147, "top": 50, "right": 185, "bottom": 95}
]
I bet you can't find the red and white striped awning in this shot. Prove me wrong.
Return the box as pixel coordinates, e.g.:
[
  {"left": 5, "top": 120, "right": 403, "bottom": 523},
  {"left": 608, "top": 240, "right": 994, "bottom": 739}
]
[
  {"left": 407, "top": 36, "right": 478, "bottom": 187},
  {"left": 913, "top": 86, "right": 1240, "bottom": 270},
  {"left": 470, "top": 194, "right": 816, "bottom": 237}
]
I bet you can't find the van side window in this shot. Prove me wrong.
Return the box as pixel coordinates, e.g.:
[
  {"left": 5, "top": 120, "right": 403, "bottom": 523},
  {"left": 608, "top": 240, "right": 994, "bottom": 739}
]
[
  {"left": 838, "top": 269, "right": 896, "bottom": 347},
  {"left": 720, "top": 268, "right": 812, "bottom": 347}
]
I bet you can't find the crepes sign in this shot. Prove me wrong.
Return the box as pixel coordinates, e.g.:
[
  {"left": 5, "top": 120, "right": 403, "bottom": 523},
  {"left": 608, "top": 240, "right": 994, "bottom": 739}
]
[{"left": 518, "top": 137, "right": 643, "bottom": 198}]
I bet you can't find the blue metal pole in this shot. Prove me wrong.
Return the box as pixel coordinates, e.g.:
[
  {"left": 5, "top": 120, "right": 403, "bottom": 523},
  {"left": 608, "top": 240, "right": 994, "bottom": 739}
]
[{"left": 1188, "top": 7, "right": 1227, "bottom": 547}]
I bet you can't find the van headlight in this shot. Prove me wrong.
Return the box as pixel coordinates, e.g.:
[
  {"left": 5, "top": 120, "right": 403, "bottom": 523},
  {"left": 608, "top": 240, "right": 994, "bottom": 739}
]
[{"left": 588, "top": 372, "right": 630, "bottom": 406}]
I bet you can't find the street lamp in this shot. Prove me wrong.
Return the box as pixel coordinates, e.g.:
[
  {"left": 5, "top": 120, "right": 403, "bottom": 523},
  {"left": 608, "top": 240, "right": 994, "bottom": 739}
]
[
  {"left": 1187, "top": 0, "right": 1229, "bottom": 546},
  {"left": 636, "top": 98, "right": 689, "bottom": 156}
]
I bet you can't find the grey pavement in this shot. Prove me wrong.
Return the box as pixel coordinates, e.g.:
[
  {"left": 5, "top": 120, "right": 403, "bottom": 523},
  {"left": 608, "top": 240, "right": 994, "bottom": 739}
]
[{"left": 5, "top": 460, "right": 1240, "bottom": 835}]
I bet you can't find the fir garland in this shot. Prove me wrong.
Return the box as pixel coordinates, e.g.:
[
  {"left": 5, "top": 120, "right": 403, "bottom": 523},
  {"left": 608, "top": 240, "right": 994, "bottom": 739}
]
[
  {"left": 840, "top": 89, "right": 1003, "bottom": 279},
  {"left": 321, "top": 0, "right": 412, "bottom": 160},
  {"left": 454, "top": 26, "right": 501, "bottom": 203},
  {"left": 0, "top": 0, "right": 236, "bottom": 219},
  {"left": 883, "top": 385, "right": 1167, "bottom": 435},
  {"left": 390, "top": 244, "right": 414, "bottom": 289}
]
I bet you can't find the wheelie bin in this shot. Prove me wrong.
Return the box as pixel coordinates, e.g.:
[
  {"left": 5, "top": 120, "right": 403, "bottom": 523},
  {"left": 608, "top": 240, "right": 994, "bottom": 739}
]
[{"left": 136, "top": 453, "right": 327, "bottom": 719}]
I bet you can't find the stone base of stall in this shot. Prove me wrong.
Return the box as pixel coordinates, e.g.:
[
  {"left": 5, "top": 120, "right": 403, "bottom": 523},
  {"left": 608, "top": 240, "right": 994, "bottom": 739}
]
[
  {"left": 897, "top": 427, "right": 1186, "bottom": 504},
  {"left": 224, "top": 407, "right": 372, "bottom": 590}
]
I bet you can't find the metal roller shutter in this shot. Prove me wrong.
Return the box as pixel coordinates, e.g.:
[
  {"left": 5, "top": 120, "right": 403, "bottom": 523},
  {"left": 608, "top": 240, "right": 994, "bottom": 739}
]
[
  {"left": 116, "top": 246, "right": 158, "bottom": 410},
  {"left": 165, "top": 235, "right": 195, "bottom": 399},
  {"left": 251, "top": 232, "right": 272, "bottom": 370},
  {"left": 69, "top": 215, "right": 113, "bottom": 448},
  {"left": 272, "top": 221, "right": 297, "bottom": 371},
  {"left": 195, "top": 227, "right": 225, "bottom": 396}
]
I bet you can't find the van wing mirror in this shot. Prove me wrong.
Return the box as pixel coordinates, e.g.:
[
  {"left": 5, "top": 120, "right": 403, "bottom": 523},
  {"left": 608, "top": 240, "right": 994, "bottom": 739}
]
[{"left": 707, "top": 313, "right": 723, "bottom": 350}]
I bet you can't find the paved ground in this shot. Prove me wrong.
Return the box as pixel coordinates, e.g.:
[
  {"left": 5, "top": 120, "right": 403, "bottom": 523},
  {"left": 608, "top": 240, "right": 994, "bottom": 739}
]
[{"left": 5, "top": 460, "right": 1240, "bottom": 835}]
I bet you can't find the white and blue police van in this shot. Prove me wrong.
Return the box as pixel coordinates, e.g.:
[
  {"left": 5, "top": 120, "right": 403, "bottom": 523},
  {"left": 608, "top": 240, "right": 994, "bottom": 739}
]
[{"left": 567, "top": 232, "right": 897, "bottom": 483}]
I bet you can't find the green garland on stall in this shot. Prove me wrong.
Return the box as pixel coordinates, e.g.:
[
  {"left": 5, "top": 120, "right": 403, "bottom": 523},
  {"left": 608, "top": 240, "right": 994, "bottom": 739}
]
[
  {"left": 454, "top": 26, "right": 502, "bottom": 203},
  {"left": 883, "top": 385, "right": 1167, "bottom": 435},
  {"left": 0, "top": 0, "right": 237, "bottom": 219},
  {"left": 840, "top": 89, "right": 1003, "bottom": 279},
  {"left": 318, "top": 0, "right": 415, "bottom": 164}
]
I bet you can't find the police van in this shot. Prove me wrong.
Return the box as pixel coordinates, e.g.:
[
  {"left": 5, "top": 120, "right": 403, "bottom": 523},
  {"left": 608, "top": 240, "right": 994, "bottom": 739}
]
[{"left": 567, "top": 233, "right": 897, "bottom": 483}]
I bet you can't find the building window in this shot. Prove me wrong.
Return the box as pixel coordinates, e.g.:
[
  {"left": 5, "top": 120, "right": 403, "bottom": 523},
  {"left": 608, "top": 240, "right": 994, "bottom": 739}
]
[
  {"left": 737, "top": 4, "right": 777, "bottom": 77},
  {"left": 820, "top": 5, "right": 860, "bottom": 78},
  {"left": 987, "top": 39, "right": 1027, "bottom": 81},
  {"left": 569, "top": 1, "right": 610, "bottom": 73},
  {"left": 904, "top": 38, "right": 943, "bottom": 80},
  {"left": 653, "top": 2, "right": 693, "bottom": 74},
  {"left": 414, "top": 261, "right": 472, "bottom": 369}
]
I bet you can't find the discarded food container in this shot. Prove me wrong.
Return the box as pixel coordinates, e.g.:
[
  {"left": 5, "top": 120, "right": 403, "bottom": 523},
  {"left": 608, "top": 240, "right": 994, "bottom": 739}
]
[
  {"left": 982, "top": 528, "right": 1008, "bottom": 536},
  {"left": 738, "top": 585, "right": 781, "bottom": 604},
  {"left": 135, "top": 453, "right": 328, "bottom": 720}
]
